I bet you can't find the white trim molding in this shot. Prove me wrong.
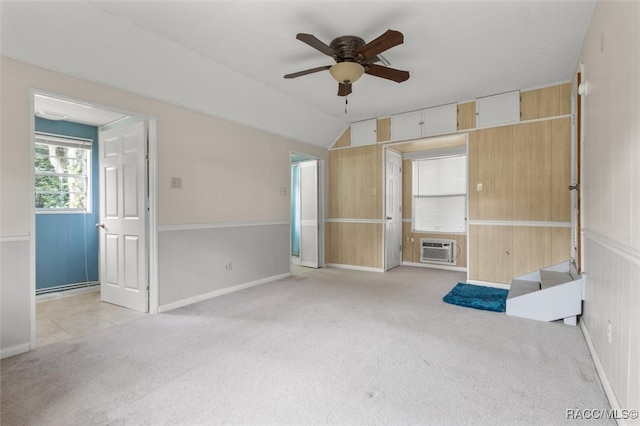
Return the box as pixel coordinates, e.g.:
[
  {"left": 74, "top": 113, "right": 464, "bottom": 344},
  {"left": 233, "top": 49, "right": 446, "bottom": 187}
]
[
  {"left": 582, "top": 229, "right": 640, "bottom": 266},
  {"left": 326, "top": 263, "right": 385, "bottom": 273},
  {"left": 0, "top": 233, "right": 30, "bottom": 243},
  {"left": 1, "top": 342, "right": 31, "bottom": 359},
  {"left": 580, "top": 321, "right": 625, "bottom": 425},
  {"left": 158, "top": 272, "right": 290, "bottom": 313},
  {"left": 469, "top": 220, "right": 571, "bottom": 228},
  {"left": 158, "top": 220, "right": 289, "bottom": 233},
  {"left": 465, "top": 279, "right": 511, "bottom": 290},
  {"left": 326, "top": 218, "right": 384, "bottom": 224},
  {"left": 402, "top": 261, "right": 467, "bottom": 273}
]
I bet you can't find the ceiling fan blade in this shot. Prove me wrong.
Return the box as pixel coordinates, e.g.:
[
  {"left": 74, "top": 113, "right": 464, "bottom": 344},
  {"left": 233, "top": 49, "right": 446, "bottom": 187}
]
[
  {"left": 357, "top": 30, "right": 404, "bottom": 60},
  {"left": 284, "top": 65, "right": 332, "bottom": 79},
  {"left": 296, "top": 33, "right": 336, "bottom": 57},
  {"left": 338, "top": 83, "right": 352, "bottom": 97},
  {"left": 365, "top": 63, "right": 410, "bottom": 82}
]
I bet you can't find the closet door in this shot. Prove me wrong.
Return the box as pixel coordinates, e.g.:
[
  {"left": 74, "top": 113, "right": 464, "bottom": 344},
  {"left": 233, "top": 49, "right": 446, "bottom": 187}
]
[{"left": 299, "top": 160, "right": 319, "bottom": 268}]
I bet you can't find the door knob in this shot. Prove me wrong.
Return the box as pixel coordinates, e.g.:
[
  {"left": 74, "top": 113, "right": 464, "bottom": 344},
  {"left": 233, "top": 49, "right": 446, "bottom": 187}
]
[
  {"left": 95, "top": 223, "right": 106, "bottom": 229},
  {"left": 568, "top": 184, "right": 580, "bottom": 191},
  {"left": 386, "top": 216, "right": 392, "bottom": 220}
]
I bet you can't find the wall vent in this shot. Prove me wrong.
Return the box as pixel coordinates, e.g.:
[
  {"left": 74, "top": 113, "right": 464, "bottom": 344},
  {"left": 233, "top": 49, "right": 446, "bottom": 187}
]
[{"left": 420, "top": 239, "right": 455, "bottom": 264}]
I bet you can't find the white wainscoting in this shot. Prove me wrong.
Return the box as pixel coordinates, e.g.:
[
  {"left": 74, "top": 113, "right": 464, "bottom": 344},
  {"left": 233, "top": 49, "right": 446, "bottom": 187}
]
[
  {"left": 1, "top": 235, "right": 31, "bottom": 359},
  {"left": 158, "top": 221, "right": 291, "bottom": 310},
  {"left": 582, "top": 230, "right": 639, "bottom": 414}
]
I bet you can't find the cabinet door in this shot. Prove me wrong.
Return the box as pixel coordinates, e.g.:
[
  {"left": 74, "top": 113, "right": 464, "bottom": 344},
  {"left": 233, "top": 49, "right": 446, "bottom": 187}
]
[
  {"left": 391, "top": 110, "right": 422, "bottom": 141},
  {"left": 422, "top": 103, "right": 457, "bottom": 137},
  {"left": 350, "top": 119, "right": 377, "bottom": 147},
  {"left": 476, "top": 90, "right": 520, "bottom": 129}
]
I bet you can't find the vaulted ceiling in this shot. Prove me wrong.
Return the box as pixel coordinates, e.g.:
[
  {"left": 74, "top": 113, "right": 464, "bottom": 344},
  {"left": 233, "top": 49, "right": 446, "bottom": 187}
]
[{"left": 1, "top": 1, "right": 596, "bottom": 148}]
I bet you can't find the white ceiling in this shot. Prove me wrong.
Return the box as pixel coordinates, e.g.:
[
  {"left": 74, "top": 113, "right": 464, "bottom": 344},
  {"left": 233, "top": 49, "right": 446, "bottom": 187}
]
[{"left": 1, "top": 0, "right": 596, "bottom": 148}]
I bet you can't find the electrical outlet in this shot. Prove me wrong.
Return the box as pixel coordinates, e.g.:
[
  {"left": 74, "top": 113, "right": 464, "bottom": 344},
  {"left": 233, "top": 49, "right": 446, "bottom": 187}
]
[
  {"left": 606, "top": 320, "right": 612, "bottom": 343},
  {"left": 171, "top": 177, "right": 182, "bottom": 189}
]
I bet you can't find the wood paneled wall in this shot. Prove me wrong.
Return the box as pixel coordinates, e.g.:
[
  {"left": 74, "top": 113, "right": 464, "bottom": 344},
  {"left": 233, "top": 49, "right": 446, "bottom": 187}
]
[
  {"left": 326, "top": 222, "right": 382, "bottom": 268},
  {"left": 468, "top": 225, "right": 570, "bottom": 283},
  {"left": 327, "top": 83, "right": 572, "bottom": 279},
  {"left": 468, "top": 117, "right": 571, "bottom": 222},
  {"left": 377, "top": 118, "right": 391, "bottom": 143},
  {"left": 468, "top": 115, "right": 572, "bottom": 284},
  {"left": 457, "top": 102, "right": 476, "bottom": 130},
  {"left": 328, "top": 145, "right": 382, "bottom": 219},
  {"left": 327, "top": 144, "right": 383, "bottom": 268},
  {"left": 520, "top": 83, "right": 571, "bottom": 121}
]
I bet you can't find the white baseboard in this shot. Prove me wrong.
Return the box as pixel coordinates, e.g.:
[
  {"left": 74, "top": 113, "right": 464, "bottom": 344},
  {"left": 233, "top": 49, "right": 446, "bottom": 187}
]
[
  {"left": 158, "top": 273, "right": 291, "bottom": 313},
  {"left": 36, "top": 283, "right": 99, "bottom": 302},
  {"left": 465, "top": 279, "right": 511, "bottom": 290},
  {"left": 580, "top": 321, "right": 626, "bottom": 425},
  {"left": 1, "top": 342, "right": 31, "bottom": 359},
  {"left": 326, "top": 263, "right": 385, "bottom": 273},
  {"left": 402, "top": 261, "right": 467, "bottom": 272}
]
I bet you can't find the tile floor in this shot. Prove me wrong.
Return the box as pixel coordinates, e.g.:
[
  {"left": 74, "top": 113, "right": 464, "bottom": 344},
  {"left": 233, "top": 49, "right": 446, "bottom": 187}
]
[
  {"left": 36, "top": 290, "right": 146, "bottom": 347},
  {"left": 36, "top": 264, "right": 312, "bottom": 347}
]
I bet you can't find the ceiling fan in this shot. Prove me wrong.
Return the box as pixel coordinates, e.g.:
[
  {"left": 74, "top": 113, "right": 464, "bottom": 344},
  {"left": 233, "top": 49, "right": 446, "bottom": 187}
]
[{"left": 284, "top": 29, "right": 410, "bottom": 96}]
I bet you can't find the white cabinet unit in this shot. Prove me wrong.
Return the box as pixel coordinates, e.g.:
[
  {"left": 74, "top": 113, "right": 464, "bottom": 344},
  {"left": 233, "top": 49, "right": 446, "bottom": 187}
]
[
  {"left": 391, "top": 110, "right": 423, "bottom": 141},
  {"left": 476, "top": 90, "right": 520, "bottom": 128},
  {"left": 350, "top": 119, "right": 377, "bottom": 146},
  {"left": 422, "top": 103, "right": 458, "bottom": 137},
  {"left": 391, "top": 103, "right": 457, "bottom": 141}
]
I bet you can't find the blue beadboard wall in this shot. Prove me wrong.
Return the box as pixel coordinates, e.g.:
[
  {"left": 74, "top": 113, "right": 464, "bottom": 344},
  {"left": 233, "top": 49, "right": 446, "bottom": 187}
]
[{"left": 35, "top": 117, "right": 99, "bottom": 290}]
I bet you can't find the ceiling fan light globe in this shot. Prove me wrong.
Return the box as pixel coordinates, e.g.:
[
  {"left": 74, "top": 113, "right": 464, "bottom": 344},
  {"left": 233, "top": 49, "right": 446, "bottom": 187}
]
[{"left": 330, "top": 62, "right": 364, "bottom": 84}]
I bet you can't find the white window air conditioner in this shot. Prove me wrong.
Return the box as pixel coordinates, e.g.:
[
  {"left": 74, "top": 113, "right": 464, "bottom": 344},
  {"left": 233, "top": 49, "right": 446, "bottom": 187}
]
[{"left": 420, "top": 239, "right": 455, "bottom": 264}]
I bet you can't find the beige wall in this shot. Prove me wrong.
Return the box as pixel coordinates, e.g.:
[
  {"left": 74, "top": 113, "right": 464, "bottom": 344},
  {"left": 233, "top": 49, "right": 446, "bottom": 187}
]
[
  {"left": 579, "top": 0, "right": 639, "bottom": 413},
  {"left": 0, "top": 56, "right": 327, "bottom": 355},
  {"left": 0, "top": 56, "right": 326, "bottom": 233}
]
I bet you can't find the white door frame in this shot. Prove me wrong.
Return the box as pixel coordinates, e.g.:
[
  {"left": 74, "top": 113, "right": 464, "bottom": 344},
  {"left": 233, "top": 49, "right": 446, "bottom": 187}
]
[
  {"left": 29, "top": 89, "right": 159, "bottom": 349},
  {"left": 290, "top": 151, "right": 325, "bottom": 268}
]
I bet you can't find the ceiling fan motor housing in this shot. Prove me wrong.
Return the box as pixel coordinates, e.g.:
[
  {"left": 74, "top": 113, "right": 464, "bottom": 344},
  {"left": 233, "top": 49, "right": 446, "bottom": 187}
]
[{"left": 330, "top": 36, "right": 365, "bottom": 62}]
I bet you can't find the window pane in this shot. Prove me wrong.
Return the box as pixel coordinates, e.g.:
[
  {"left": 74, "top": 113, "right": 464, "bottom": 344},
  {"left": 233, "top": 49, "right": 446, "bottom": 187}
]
[
  {"left": 414, "top": 195, "right": 466, "bottom": 233},
  {"left": 34, "top": 135, "right": 91, "bottom": 211},
  {"left": 413, "top": 155, "right": 467, "bottom": 233}
]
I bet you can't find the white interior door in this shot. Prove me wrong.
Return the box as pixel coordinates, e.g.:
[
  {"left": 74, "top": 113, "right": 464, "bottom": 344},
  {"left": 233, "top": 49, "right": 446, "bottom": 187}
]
[
  {"left": 385, "top": 149, "right": 402, "bottom": 270},
  {"left": 299, "top": 160, "right": 319, "bottom": 268},
  {"left": 98, "top": 121, "right": 148, "bottom": 312}
]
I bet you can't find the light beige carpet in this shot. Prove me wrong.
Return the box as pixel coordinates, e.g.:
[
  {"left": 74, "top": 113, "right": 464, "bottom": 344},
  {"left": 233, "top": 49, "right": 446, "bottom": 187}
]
[{"left": 1, "top": 266, "right": 612, "bottom": 425}]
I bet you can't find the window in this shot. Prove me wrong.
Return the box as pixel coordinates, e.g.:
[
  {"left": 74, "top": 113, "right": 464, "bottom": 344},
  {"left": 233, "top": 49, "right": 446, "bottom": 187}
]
[
  {"left": 412, "top": 154, "right": 467, "bottom": 233},
  {"left": 35, "top": 133, "right": 92, "bottom": 212}
]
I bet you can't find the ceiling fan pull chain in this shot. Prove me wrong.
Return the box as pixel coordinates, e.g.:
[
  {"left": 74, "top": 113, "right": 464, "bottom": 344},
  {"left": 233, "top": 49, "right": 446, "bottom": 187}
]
[{"left": 345, "top": 96, "right": 348, "bottom": 114}]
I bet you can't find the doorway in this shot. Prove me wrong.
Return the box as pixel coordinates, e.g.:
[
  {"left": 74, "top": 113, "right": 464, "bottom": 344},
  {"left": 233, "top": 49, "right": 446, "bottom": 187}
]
[
  {"left": 384, "top": 148, "right": 403, "bottom": 271},
  {"left": 30, "top": 91, "right": 158, "bottom": 348},
  {"left": 290, "top": 152, "right": 322, "bottom": 271}
]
